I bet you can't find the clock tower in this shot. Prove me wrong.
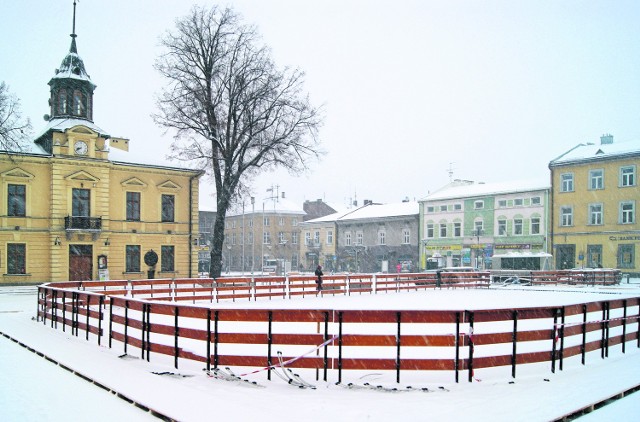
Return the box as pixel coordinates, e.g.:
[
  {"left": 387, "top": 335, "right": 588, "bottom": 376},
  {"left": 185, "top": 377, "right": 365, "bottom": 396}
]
[{"left": 48, "top": 0, "right": 96, "bottom": 123}]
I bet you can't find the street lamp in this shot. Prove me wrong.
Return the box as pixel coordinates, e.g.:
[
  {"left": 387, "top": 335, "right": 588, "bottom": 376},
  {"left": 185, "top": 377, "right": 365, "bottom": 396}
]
[
  {"left": 472, "top": 228, "right": 484, "bottom": 269},
  {"left": 250, "top": 196, "right": 255, "bottom": 274},
  {"left": 242, "top": 201, "right": 245, "bottom": 276}
]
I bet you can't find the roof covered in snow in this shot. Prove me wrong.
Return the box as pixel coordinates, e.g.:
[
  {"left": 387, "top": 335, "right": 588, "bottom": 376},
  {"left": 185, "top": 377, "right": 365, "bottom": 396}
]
[
  {"left": 35, "top": 117, "right": 108, "bottom": 140},
  {"left": 304, "top": 201, "right": 419, "bottom": 224},
  {"left": 421, "top": 178, "right": 550, "bottom": 202},
  {"left": 549, "top": 139, "right": 640, "bottom": 166}
]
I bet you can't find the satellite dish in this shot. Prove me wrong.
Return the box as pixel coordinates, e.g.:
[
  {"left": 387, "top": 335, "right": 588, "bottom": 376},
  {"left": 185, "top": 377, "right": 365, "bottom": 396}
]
[{"left": 43, "top": 114, "right": 50, "bottom": 121}]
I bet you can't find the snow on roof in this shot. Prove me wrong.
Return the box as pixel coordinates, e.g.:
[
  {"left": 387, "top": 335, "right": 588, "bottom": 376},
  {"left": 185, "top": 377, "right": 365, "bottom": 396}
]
[
  {"left": 550, "top": 139, "right": 640, "bottom": 166},
  {"left": 35, "top": 117, "right": 107, "bottom": 140},
  {"left": 332, "top": 201, "right": 419, "bottom": 222},
  {"left": 422, "top": 178, "right": 550, "bottom": 202}
]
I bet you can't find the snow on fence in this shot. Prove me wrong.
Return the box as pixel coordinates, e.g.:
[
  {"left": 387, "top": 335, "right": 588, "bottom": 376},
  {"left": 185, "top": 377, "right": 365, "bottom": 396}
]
[{"left": 36, "top": 271, "right": 639, "bottom": 384}]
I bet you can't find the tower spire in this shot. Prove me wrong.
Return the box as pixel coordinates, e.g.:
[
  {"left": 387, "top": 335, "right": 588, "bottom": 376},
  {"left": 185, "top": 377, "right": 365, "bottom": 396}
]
[{"left": 70, "top": 0, "right": 78, "bottom": 53}]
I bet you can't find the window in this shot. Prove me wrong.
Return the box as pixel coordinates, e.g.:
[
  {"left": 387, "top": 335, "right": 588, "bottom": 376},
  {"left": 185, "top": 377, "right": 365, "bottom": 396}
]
[
  {"left": 561, "top": 173, "right": 574, "bottom": 192},
  {"left": 378, "top": 230, "right": 386, "bottom": 245},
  {"left": 356, "top": 231, "right": 363, "bottom": 245},
  {"left": 279, "top": 217, "right": 285, "bottom": 226},
  {"left": 263, "top": 231, "right": 271, "bottom": 244},
  {"left": 561, "top": 206, "right": 573, "bottom": 226},
  {"left": 263, "top": 217, "right": 270, "bottom": 226},
  {"left": 588, "top": 203, "right": 603, "bottom": 225},
  {"left": 7, "top": 243, "right": 26, "bottom": 274},
  {"left": 231, "top": 220, "right": 236, "bottom": 229},
  {"left": 327, "top": 230, "right": 333, "bottom": 244},
  {"left": 589, "top": 169, "right": 604, "bottom": 190},
  {"left": 454, "top": 203, "right": 462, "bottom": 211},
  {"left": 8, "top": 184, "right": 26, "bottom": 217},
  {"left": 426, "top": 206, "right": 435, "bottom": 213},
  {"left": 292, "top": 218, "right": 298, "bottom": 226},
  {"left": 426, "top": 224, "right": 434, "bottom": 238},
  {"left": 453, "top": 222, "right": 461, "bottom": 237},
  {"left": 497, "top": 219, "right": 507, "bottom": 236},
  {"left": 345, "top": 232, "right": 352, "bottom": 246},
  {"left": 474, "top": 220, "right": 484, "bottom": 234},
  {"left": 248, "top": 219, "right": 253, "bottom": 228},
  {"left": 402, "top": 229, "right": 410, "bottom": 244},
  {"left": 497, "top": 199, "right": 507, "bottom": 208},
  {"left": 620, "top": 201, "right": 635, "bottom": 224},
  {"left": 72, "top": 188, "right": 90, "bottom": 216},
  {"left": 617, "top": 244, "right": 635, "bottom": 269},
  {"left": 314, "top": 231, "right": 320, "bottom": 245},
  {"left": 161, "top": 194, "right": 175, "bottom": 222},
  {"left": 439, "top": 223, "right": 447, "bottom": 238},
  {"left": 514, "top": 198, "right": 523, "bottom": 207},
  {"left": 305, "top": 232, "right": 311, "bottom": 245},
  {"left": 474, "top": 200, "right": 484, "bottom": 210},
  {"left": 440, "top": 205, "right": 447, "bottom": 212},
  {"left": 58, "top": 89, "right": 67, "bottom": 114},
  {"left": 73, "top": 90, "right": 86, "bottom": 116},
  {"left": 291, "top": 231, "right": 299, "bottom": 245},
  {"left": 531, "top": 196, "right": 541, "bottom": 205},
  {"left": 531, "top": 217, "right": 541, "bottom": 235},
  {"left": 161, "top": 246, "right": 175, "bottom": 272},
  {"left": 278, "top": 232, "right": 286, "bottom": 244},
  {"left": 126, "top": 192, "right": 140, "bottom": 221},
  {"left": 620, "top": 166, "right": 636, "bottom": 187},
  {"left": 125, "top": 245, "right": 141, "bottom": 272},
  {"left": 248, "top": 232, "right": 254, "bottom": 245},
  {"left": 513, "top": 219, "right": 523, "bottom": 235}
]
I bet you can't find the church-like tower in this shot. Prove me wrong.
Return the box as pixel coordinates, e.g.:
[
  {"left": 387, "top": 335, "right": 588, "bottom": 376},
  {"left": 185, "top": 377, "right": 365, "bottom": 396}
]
[{"left": 47, "top": 0, "right": 96, "bottom": 122}]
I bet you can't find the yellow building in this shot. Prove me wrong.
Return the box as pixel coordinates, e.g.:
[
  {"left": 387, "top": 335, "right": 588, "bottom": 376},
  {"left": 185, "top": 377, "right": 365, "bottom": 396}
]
[
  {"left": 549, "top": 135, "right": 639, "bottom": 275},
  {"left": 0, "top": 16, "right": 202, "bottom": 284}
]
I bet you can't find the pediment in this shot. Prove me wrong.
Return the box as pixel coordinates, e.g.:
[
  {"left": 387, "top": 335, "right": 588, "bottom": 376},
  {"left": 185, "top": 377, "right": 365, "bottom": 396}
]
[
  {"left": 121, "top": 177, "right": 148, "bottom": 189},
  {"left": 1, "top": 167, "right": 35, "bottom": 180},
  {"left": 157, "top": 180, "right": 181, "bottom": 191},
  {"left": 68, "top": 125, "right": 96, "bottom": 135},
  {"left": 65, "top": 170, "right": 100, "bottom": 182}
]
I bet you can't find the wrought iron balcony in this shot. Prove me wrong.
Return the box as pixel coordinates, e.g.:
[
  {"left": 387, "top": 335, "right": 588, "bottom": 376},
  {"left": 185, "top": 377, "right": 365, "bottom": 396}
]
[{"left": 65, "top": 216, "right": 102, "bottom": 231}]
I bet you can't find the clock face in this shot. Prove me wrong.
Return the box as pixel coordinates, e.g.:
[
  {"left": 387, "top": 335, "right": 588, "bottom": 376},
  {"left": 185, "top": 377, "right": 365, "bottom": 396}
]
[{"left": 74, "top": 141, "right": 88, "bottom": 155}]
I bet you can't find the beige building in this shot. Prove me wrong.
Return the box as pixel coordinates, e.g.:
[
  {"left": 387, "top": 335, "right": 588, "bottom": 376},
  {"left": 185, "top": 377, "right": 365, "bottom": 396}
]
[
  {"left": 549, "top": 135, "right": 639, "bottom": 274},
  {"left": 0, "top": 17, "right": 202, "bottom": 283}
]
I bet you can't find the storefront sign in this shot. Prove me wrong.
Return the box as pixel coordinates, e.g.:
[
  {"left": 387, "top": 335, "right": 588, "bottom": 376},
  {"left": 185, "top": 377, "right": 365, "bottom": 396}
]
[
  {"left": 495, "top": 244, "right": 531, "bottom": 250},
  {"left": 609, "top": 235, "right": 640, "bottom": 241}
]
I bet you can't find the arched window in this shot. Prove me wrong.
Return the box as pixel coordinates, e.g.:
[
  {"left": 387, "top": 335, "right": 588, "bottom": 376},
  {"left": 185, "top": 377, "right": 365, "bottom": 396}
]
[
  {"left": 58, "top": 89, "right": 68, "bottom": 114},
  {"left": 73, "top": 90, "right": 86, "bottom": 117}
]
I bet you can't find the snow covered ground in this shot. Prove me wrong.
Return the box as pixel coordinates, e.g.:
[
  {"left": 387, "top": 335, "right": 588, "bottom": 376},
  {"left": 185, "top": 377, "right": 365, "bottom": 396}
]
[{"left": 1, "top": 282, "right": 640, "bottom": 421}]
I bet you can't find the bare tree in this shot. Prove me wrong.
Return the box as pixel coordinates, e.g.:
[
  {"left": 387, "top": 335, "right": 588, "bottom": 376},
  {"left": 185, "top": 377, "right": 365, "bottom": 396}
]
[
  {"left": 0, "top": 82, "right": 32, "bottom": 152},
  {"left": 154, "top": 6, "right": 323, "bottom": 278}
]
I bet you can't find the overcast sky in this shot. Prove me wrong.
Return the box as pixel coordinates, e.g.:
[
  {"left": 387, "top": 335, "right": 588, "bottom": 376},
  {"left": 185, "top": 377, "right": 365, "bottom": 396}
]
[{"left": 2, "top": 1, "right": 639, "bottom": 210}]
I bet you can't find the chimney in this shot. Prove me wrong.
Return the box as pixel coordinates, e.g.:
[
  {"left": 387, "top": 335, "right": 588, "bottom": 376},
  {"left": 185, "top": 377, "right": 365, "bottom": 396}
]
[
  {"left": 600, "top": 134, "right": 613, "bottom": 145},
  {"left": 364, "top": 199, "right": 373, "bottom": 206},
  {"left": 281, "top": 192, "right": 286, "bottom": 199}
]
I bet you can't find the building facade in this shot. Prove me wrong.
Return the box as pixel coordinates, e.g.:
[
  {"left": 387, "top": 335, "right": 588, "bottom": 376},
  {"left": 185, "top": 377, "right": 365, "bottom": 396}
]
[
  {"left": 222, "top": 195, "right": 305, "bottom": 273},
  {"left": 549, "top": 135, "right": 639, "bottom": 274},
  {"left": 419, "top": 180, "right": 550, "bottom": 270},
  {"left": 335, "top": 201, "right": 420, "bottom": 273},
  {"left": 0, "top": 12, "right": 202, "bottom": 284}
]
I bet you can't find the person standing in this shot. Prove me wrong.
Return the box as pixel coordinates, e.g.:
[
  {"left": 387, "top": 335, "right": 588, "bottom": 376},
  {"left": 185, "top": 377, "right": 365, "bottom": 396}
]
[{"left": 315, "top": 265, "right": 323, "bottom": 291}]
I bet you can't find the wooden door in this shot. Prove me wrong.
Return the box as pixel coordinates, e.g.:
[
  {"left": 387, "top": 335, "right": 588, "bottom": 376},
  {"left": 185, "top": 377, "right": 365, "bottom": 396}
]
[{"left": 69, "top": 245, "right": 93, "bottom": 281}]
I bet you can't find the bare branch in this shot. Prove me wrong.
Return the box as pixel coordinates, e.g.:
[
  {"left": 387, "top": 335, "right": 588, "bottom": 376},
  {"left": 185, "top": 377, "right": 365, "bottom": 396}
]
[
  {"left": 153, "top": 5, "right": 324, "bottom": 278},
  {"left": 0, "top": 82, "right": 33, "bottom": 152}
]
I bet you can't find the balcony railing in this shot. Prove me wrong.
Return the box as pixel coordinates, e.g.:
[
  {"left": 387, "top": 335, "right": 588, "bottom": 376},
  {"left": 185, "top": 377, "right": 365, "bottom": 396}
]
[{"left": 65, "top": 216, "right": 102, "bottom": 231}]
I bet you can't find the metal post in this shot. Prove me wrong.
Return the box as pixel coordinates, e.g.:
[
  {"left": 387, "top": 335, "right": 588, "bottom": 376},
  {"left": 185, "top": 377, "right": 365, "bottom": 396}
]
[
  {"left": 251, "top": 197, "right": 255, "bottom": 274},
  {"left": 242, "top": 201, "right": 245, "bottom": 275}
]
